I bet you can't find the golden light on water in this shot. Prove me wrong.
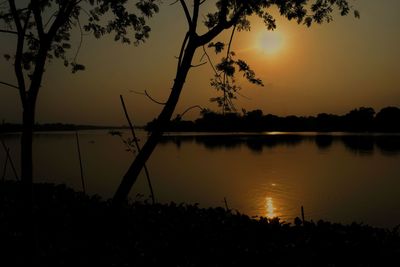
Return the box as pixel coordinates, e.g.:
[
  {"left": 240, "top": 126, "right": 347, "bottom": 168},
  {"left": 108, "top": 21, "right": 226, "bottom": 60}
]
[{"left": 265, "top": 197, "right": 276, "bottom": 218}]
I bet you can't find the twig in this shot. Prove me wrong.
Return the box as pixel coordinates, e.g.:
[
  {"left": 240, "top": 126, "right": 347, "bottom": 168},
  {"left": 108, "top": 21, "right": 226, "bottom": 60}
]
[
  {"left": 0, "top": 29, "right": 18, "bottom": 35},
  {"left": 0, "top": 30, "right": 39, "bottom": 41},
  {"left": 0, "top": 80, "right": 19, "bottom": 90},
  {"left": 191, "top": 61, "right": 207, "bottom": 68},
  {"left": 0, "top": 138, "right": 19, "bottom": 180},
  {"left": 120, "top": 95, "right": 155, "bottom": 204},
  {"left": 202, "top": 45, "right": 220, "bottom": 79},
  {"left": 179, "top": 105, "right": 204, "bottom": 118},
  {"left": 129, "top": 89, "right": 166, "bottom": 105},
  {"left": 0, "top": 7, "right": 29, "bottom": 20},
  {"left": 226, "top": 24, "right": 236, "bottom": 60},
  {"left": 129, "top": 90, "right": 145, "bottom": 95},
  {"left": 75, "top": 131, "right": 86, "bottom": 194},
  {"left": 144, "top": 90, "right": 166, "bottom": 105},
  {"left": 73, "top": 17, "right": 84, "bottom": 63},
  {"left": 2, "top": 150, "right": 8, "bottom": 182},
  {"left": 80, "top": 7, "right": 91, "bottom": 18},
  {"left": 223, "top": 24, "right": 237, "bottom": 113},
  {"left": 224, "top": 197, "right": 230, "bottom": 211},
  {"left": 43, "top": 10, "right": 59, "bottom": 29},
  {"left": 236, "top": 91, "right": 251, "bottom": 100}
]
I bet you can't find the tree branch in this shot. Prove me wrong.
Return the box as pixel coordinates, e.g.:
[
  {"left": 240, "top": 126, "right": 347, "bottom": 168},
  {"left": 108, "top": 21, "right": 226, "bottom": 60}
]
[
  {"left": 47, "top": 0, "right": 74, "bottom": 38},
  {"left": 197, "top": 5, "right": 245, "bottom": 46},
  {"left": 7, "top": 0, "right": 23, "bottom": 33},
  {"left": 8, "top": 0, "right": 29, "bottom": 106},
  {"left": 177, "top": 31, "right": 189, "bottom": 73},
  {"left": 179, "top": 0, "right": 191, "bottom": 27},
  {"left": 223, "top": 24, "right": 236, "bottom": 111},
  {"left": 178, "top": 105, "right": 204, "bottom": 118},
  {"left": 226, "top": 24, "right": 236, "bottom": 59},
  {"left": 0, "top": 80, "right": 19, "bottom": 89},
  {"left": 28, "top": 1, "right": 77, "bottom": 103},
  {"left": 32, "top": 0, "right": 45, "bottom": 39},
  {"left": 202, "top": 45, "right": 219, "bottom": 79},
  {"left": 191, "top": 61, "right": 207, "bottom": 68},
  {"left": 0, "top": 29, "right": 18, "bottom": 35},
  {"left": 43, "top": 10, "right": 57, "bottom": 29},
  {"left": 129, "top": 89, "right": 166, "bottom": 105},
  {"left": 0, "top": 7, "right": 28, "bottom": 20},
  {"left": 119, "top": 95, "right": 155, "bottom": 204},
  {"left": 144, "top": 90, "right": 166, "bottom": 105},
  {"left": 74, "top": 17, "right": 84, "bottom": 62},
  {"left": 191, "top": 0, "right": 200, "bottom": 32},
  {"left": 0, "top": 29, "right": 39, "bottom": 41},
  {"left": 236, "top": 91, "right": 251, "bottom": 100}
]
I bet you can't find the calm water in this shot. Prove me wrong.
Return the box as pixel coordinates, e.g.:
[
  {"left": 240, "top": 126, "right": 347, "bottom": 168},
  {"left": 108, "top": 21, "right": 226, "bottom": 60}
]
[{"left": 1, "top": 130, "right": 400, "bottom": 228}]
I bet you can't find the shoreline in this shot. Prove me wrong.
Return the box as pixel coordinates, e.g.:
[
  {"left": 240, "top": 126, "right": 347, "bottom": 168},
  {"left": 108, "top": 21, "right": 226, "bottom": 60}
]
[{"left": 1, "top": 181, "right": 399, "bottom": 266}]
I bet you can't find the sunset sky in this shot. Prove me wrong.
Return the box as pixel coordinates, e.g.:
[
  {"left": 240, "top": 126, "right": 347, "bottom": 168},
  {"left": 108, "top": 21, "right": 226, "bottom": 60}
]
[{"left": 0, "top": 0, "right": 399, "bottom": 126}]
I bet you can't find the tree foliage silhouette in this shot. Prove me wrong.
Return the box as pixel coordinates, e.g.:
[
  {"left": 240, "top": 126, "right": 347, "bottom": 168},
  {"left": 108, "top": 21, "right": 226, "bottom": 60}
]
[
  {"left": 0, "top": 1, "right": 158, "bottom": 260},
  {"left": 0, "top": 0, "right": 157, "bottom": 199},
  {"left": 113, "top": 0, "right": 359, "bottom": 205}
]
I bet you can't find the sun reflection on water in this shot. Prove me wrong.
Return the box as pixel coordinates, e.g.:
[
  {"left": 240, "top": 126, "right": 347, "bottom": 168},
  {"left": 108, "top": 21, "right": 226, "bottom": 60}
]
[
  {"left": 265, "top": 197, "right": 276, "bottom": 218},
  {"left": 254, "top": 182, "right": 296, "bottom": 222}
]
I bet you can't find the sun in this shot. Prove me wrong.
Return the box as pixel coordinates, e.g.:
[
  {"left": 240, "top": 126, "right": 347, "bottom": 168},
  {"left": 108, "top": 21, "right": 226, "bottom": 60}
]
[{"left": 256, "top": 30, "right": 284, "bottom": 55}]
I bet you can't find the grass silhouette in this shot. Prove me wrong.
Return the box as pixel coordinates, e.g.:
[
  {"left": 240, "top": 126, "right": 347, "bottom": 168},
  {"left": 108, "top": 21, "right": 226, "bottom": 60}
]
[{"left": 1, "top": 181, "right": 399, "bottom": 266}]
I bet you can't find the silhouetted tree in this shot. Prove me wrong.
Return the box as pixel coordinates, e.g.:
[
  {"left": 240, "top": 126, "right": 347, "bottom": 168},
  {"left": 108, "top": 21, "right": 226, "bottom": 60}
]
[
  {"left": 113, "top": 0, "right": 359, "bottom": 205},
  {"left": 344, "top": 107, "right": 375, "bottom": 131},
  {"left": 0, "top": 0, "right": 158, "bottom": 262},
  {"left": 244, "top": 109, "right": 263, "bottom": 130},
  {"left": 0, "top": 0, "right": 157, "bottom": 199},
  {"left": 146, "top": 105, "right": 400, "bottom": 132},
  {"left": 374, "top": 106, "right": 400, "bottom": 132},
  {"left": 316, "top": 113, "right": 340, "bottom": 131}
]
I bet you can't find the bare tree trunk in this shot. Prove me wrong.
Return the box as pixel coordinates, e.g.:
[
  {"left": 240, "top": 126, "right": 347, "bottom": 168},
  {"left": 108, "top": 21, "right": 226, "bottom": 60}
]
[
  {"left": 113, "top": 39, "right": 197, "bottom": 205},
  {"left": 21, "top": 106, "right": 34, "bottom": 210},
  {"left": 20, "top": 103, "right": 35, "bottom": 264}
]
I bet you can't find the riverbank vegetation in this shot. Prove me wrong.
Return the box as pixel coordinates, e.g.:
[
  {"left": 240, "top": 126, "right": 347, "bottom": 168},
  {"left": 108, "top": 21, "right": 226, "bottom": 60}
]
[
  {"left": 1, "top": 182, "right": 399, "bottom": 266},
  {"left": 146, "top": 106, "right": 400, "bottom": 133}
]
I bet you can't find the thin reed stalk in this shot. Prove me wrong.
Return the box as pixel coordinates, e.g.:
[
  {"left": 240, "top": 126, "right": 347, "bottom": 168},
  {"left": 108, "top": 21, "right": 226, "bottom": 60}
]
[
  {"left": 1, "top": 138, "right": 19, "bottom": 180},
  {"left": 224, "top": 197, "right": 230, "bottom": 211},
  {"left": 75, "top": 132, "right": 86, "bottom": 194},
  {"left": 120, "top": 95, "right": 155, "bottom": 204}
]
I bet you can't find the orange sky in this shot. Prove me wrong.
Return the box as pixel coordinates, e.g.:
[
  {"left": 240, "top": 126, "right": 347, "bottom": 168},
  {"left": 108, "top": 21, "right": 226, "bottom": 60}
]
[{"left": 0, "top": 0, "right": 399, "bottom": 125}]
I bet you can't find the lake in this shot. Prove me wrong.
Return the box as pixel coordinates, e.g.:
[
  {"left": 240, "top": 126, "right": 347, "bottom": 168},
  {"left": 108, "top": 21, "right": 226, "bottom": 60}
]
[{"left": 1, "top": 130, "right": 400, "bottom": 228}]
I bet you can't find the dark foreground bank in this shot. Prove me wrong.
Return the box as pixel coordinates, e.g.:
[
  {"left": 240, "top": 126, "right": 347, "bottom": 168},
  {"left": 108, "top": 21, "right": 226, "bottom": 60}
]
[{"left": 1, "top": 182, "right": 399, "bottom": 266}]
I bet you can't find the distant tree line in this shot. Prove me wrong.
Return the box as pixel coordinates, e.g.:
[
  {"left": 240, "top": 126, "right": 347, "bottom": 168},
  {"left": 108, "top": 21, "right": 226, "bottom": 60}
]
[
  {"left": 0, "top": 123, "right": 127, "bottom": 133},
  {"left": 145, "top": 106, "right": 400, "bottom": 132}
]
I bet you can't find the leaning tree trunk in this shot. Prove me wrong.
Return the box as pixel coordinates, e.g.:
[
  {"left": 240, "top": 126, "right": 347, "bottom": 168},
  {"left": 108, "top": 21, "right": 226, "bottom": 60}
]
[
  {"left": 113, "top": 38, "right": 197, "bottom": 205},
  {"left": 21, "top": 104, "right": 34, "bottom": 210}
]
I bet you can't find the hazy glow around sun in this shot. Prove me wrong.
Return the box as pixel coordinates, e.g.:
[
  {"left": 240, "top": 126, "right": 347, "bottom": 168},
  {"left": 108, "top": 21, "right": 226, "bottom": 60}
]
[{"left": 256, "top": 30, "right": 284, "bottom": 55}]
